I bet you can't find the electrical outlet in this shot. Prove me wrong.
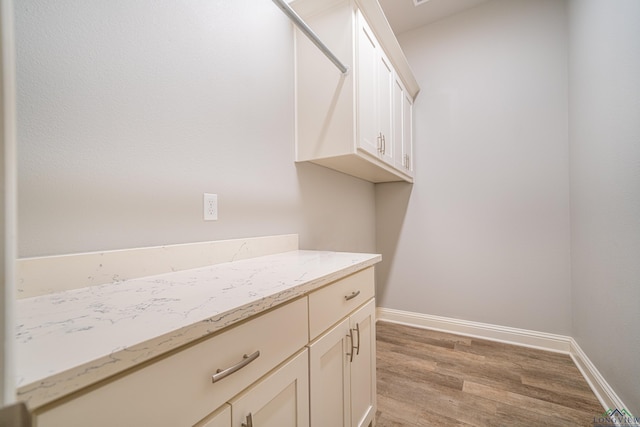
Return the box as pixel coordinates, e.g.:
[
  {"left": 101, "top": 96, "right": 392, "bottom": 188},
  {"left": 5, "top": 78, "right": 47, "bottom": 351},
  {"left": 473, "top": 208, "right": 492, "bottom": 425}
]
[{"left": 203, "top": 193, "right": 218, "bottom": 221}]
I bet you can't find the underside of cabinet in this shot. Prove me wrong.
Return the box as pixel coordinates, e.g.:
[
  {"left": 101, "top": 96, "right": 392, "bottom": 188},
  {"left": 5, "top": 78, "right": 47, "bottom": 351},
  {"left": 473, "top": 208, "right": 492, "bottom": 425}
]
[{"left": 304, "top": 153, "right": 413, "bottom": 183}]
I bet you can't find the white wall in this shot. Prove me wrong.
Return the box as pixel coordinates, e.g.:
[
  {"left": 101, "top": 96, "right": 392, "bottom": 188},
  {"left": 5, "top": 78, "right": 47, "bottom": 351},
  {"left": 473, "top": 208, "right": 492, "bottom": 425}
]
[
  {"left": 568, "top": 0, "right": 640, "bottom": 415},
  {"left": 1, "top": 0, "right": 17, "bottom": 404},
  {"left": 15, "top": 0, "right": 376, "bottom": 257},
  {"left": 376, "top": 0, "right": 572, "bottom": 334}
]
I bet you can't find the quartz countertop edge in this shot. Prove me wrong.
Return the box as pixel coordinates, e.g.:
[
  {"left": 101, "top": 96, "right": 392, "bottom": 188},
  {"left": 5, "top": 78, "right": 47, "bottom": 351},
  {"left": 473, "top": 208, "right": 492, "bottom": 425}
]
[{"left": 16, "top": 250, "right": 381, "bottom": 409}]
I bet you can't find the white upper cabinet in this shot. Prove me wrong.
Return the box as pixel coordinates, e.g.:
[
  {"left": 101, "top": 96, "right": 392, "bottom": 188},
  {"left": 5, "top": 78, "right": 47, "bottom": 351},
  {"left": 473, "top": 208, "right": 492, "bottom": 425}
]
[{"left": 292, "top": 0, "right": 419, "bottom": 183}]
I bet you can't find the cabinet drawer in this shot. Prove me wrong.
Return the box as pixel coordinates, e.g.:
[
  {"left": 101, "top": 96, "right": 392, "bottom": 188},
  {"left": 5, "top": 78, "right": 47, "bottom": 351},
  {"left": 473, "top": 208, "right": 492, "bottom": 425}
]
[
  {"left": 308, "top": 267, "right": 374, "bottom": 340},
  {"left": 35, "top": 297, "right": 308, "bottom": 427}
]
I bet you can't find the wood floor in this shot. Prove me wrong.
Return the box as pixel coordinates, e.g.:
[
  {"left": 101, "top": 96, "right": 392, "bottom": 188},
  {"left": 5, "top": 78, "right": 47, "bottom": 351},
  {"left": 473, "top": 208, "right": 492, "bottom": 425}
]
[{"left": 375, "top": 321, "right": 603, "bottom": 427}]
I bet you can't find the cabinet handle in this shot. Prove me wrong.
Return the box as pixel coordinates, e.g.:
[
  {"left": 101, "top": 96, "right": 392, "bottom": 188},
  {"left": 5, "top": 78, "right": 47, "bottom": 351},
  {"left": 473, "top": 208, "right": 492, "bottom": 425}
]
[
  {"left": 377, "top": 133, "right": 382, "bottom": 153},
  {"left": 211, "top": 350, "right": 260, "bottom": 383},
  {"left": 354, "top": 323, "right": 361, "bottom": 356},
  {"left": 242, "top": 412, "right": 253, "bottom": 427},
  {"left": 345, "top": 290, "right": 361, "bottom": 301},
  {"left": 382, "top": 134, "right": 386, "bottom": 154},
  {"left": 346, "top": 329, "right": 355, "bottom": 363}
]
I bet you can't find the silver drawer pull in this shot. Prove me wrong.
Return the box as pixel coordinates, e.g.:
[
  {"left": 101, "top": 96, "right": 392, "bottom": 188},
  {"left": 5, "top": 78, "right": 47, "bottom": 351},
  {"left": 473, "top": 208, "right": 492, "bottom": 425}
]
[
  {"left": 211, "top": 350, "right": 260, "bottom": 383},
  {"left": 345, "top": 290, "right": 361, "bottom": 301},
  {"left": 242, "top": 412, "right": 253, "bottom": 427},
  {"left": 346, "top": 329, "right": 355, "bottom": 363}
]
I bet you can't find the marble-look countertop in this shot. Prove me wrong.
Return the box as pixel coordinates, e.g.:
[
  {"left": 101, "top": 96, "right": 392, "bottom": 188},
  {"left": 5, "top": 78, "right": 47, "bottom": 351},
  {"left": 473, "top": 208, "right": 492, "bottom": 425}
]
[{"left": 16, "top": 250, "right": 381, "bottom": 409}]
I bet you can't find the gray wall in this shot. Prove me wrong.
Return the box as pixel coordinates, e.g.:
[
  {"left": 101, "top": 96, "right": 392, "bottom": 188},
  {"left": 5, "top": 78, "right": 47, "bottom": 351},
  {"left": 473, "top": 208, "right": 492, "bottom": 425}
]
[
  {"left": 568, "top": 0, "right": 640, "bottom": 415},
  {"left": 376, "top": 0, "right": 572, "bottom": 334},
  {"left": 15, "top": 0, "right": 376, "bottom": 257},
  {"left": 1, "top": 0, "right": 17, "bottom": 403}
]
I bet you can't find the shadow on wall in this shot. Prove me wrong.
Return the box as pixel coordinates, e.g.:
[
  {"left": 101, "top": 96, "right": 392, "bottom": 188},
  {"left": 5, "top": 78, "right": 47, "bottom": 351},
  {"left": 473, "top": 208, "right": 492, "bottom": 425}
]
[
  {"left": 295, "top": 162, "right": 376, "bottom": 254},
  {"left": 374, "top": 181, "right": 413, "bottom": 303}
]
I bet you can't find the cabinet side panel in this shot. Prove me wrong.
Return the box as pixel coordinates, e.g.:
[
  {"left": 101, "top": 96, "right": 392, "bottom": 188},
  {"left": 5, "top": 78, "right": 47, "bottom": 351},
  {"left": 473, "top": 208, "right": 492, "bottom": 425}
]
[
  {"left": 350, "top": 299, "right": 376, "bottom": 427},
  {"left": 295, "top": 3, "right": 355, "bottom": 161}
]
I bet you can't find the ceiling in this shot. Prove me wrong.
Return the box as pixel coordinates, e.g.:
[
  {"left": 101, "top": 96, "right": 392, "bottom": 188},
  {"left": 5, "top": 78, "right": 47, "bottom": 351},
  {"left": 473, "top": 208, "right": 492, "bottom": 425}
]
[{"left": 377, "top": 0, "right": 490, "bottom": 35}]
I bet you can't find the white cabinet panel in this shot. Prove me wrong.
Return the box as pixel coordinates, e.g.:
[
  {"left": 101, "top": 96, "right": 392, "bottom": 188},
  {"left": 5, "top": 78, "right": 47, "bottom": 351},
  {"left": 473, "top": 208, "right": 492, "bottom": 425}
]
[
  {"left": 393, "top": 76, "right": 414, "bottom": 177},
  {"left": 349, "top": 300, "right": 376, "bottom": 427},
  {"left": 356, "top": 15, "right": 379, "bottom": 158},
  {"left": 403, "top": 91, "right": 414, "bottom": 176},
  {"left": 377, "top": 51, "right": 394, "bottom": 165},
  {"left": 309, "top": 318, "right": 351, "bottom": 427},
  {"left": 393, "top": 76, "right": 405, "bottom": 172}
]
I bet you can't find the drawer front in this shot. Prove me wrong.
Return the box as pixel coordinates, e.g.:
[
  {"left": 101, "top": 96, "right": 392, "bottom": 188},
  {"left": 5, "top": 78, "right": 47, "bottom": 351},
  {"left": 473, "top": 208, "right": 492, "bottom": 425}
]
[
  {"left": 308, "top": 267, "right": 374, "bottom": 340},
  {"left": 35, "top": 297, "right": 308, "bottom": 427}
]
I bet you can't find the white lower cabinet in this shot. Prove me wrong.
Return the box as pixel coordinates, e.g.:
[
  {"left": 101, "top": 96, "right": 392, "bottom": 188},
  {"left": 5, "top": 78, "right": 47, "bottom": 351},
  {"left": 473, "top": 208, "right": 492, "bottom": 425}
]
[
  {"left": 33, "top": 268, "right": 377, "bottom": 427},
  {"left": 309, "top": 299, "right": 376, "bottom": 427},
  {"left": 34, "top": 298, "right": 309, "bottom": 427}
]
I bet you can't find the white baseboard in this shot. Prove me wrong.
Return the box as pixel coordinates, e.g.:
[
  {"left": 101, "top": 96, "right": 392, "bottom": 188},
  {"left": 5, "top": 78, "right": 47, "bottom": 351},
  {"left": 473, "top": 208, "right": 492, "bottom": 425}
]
[
  {"left": 376, "top": 307, "right": 571, "bottom": 353},
  {"left": 376, "top": 307, "right": 632, "bottom": 416},
  {"left": 569, "top": 338, "right": 631, "bottom": 415}
]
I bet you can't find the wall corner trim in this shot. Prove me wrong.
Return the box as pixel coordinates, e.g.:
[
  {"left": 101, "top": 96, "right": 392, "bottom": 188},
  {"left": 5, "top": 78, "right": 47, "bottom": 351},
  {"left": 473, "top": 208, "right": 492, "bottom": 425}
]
[{"left": 376, "top": 307, "right": 629, "bottom": 414}]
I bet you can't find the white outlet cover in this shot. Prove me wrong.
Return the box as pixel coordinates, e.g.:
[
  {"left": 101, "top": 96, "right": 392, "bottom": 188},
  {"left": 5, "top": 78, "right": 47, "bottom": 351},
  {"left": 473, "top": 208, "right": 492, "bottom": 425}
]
[{"left": 203, "top": 193, "right": 218, "bottom": 221}]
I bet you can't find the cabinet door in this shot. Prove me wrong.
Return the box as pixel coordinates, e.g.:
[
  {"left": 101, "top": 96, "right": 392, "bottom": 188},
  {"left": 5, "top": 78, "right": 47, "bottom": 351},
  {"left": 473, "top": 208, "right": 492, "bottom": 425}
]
[
  {"left": 349, "top": 300, "right": 376, "bottom": 427},
  {"left": 378, "top": 52, "right": 393, "bottom": 165},
  {"left": 231, "top": 350, "right": 309, "bottom": 427},
  {"left": 402, "top": 91, "right": 414, "bottom": 177},
  {"left": 356, "top": 10, "right": 379, "bottom": 157},
  {"left": 393, "top": 76, "right": 405, "bottom": 171},
  {"left": 309, "top": 318, "right": 351, "bottom": 427},
  {"left": 393, "top": 76, "right": 414, "bottom": 177},
  {"left": 196, "top": 404, "right": 231, "bottom": 427}
]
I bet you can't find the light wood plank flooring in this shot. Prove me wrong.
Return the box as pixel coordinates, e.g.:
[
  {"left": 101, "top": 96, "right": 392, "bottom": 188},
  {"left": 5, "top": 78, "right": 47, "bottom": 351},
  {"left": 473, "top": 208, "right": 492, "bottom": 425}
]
[{"left": 375, "top": 321, "right": 603, "bottom": 426}]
